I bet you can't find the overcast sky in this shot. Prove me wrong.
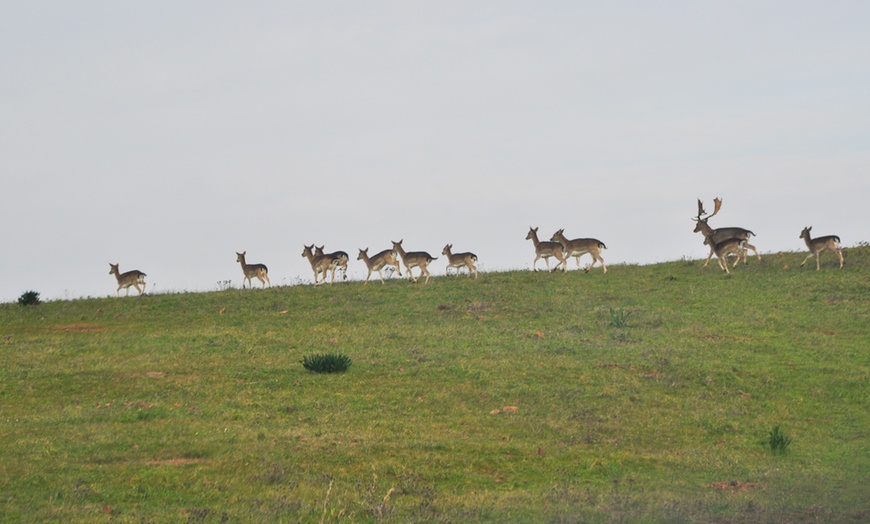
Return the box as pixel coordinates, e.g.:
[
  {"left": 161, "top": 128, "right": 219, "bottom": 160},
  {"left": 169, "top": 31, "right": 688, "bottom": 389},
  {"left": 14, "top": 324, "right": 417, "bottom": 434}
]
[{"left": 1, "top": 2, "right": 868, "bottom": 302}]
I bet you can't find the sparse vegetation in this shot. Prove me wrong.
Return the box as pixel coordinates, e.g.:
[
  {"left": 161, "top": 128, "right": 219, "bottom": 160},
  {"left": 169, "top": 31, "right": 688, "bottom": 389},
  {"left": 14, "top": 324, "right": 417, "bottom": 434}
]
[
  {"left": 302, "top": 353, "right": 352, "bottom": 373},
  {"left": 768, "top": 425, "right": 793, "bottom": 454},
  {"left": 0, "top": 246, "right": 868, "bottom": 522},
  {"left": 609, "top": 306, "right": 631, "bottom": 328}
]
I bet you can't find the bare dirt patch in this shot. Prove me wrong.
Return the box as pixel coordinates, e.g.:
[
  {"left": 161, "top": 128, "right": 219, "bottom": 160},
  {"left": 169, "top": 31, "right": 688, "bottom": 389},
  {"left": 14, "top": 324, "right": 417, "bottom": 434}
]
[
  {"left": 52, "top": 323, "right": 107, "bottom": 333},
  {"left": 145, "top": 458, "right": 204, "bottom": 466},
  {"left": 706, "top": 480, "right": 766, "bottom": 492}
]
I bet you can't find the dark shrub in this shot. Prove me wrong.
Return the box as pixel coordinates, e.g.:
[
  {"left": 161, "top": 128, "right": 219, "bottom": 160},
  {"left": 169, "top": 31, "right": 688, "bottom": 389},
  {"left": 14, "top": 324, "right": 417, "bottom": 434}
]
[
  {"left": 18, "top": 291, "right": 41, "bottom": 306},
  {"left": 302, "top": 353, "right": 352, "bottom": 373}
]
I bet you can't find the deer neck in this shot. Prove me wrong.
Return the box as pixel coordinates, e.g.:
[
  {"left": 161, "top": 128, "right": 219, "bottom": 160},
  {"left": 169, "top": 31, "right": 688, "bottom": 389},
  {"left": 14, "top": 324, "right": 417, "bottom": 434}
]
[{"left": 697, "top": 220, "right": 714, "bottom": 237}]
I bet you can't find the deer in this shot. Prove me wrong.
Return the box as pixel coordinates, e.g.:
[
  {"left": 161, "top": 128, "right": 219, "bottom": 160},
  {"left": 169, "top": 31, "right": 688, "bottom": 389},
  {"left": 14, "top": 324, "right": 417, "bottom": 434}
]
[
  {"left": 357, "top": 247, "right": 402, "bottom": 285},
  {"left": 711, "top": 238, "right": 748, "bottom": 274},
  {"left": 301, "top": 244, "right": 340, "bottom": 285},
  {"left": 442, "top": 244, "right": 478, "bottom": 279},
  {"left": 525, "top": 227, "right": 567, "bottom": 272},
  {"left": 236, "top": 251, "right": 270, "bottom": 289},
  {"left": 549, "top": 229, "right": 607, "bottom": 273},
  {"left": 315, "top": 245, "right": 349, "bottom": 281},
  {"left": 109, "top": 263, "right": 146, "bottom": 296},
  {"left": 692, "top": 198, "right": 760, "bottom": 267},
  {"left": 799, "top": 227, "right": 844, "bottom": 270},
  {"left": 391, "top": 240, "right": 437, "bottom": 284}
]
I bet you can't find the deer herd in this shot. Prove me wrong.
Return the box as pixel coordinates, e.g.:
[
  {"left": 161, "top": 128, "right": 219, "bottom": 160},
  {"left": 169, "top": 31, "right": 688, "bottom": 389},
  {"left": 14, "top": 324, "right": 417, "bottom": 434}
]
[{"left": 108, "top": 198, "right": 846, "bottom": 295}]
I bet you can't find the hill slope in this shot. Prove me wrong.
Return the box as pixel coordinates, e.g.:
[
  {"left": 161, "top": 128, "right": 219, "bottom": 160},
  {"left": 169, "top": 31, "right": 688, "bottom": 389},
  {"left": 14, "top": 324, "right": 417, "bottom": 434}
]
[{"left": 1, "top": 248, "right": 868, "bottom": 522}]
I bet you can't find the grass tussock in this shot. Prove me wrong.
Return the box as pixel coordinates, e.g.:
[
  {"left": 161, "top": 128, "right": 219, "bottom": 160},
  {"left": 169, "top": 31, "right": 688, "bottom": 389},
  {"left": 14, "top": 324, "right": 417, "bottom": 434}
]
[{"left": 0, "top": 247, "right": 868, "bottom": 522}]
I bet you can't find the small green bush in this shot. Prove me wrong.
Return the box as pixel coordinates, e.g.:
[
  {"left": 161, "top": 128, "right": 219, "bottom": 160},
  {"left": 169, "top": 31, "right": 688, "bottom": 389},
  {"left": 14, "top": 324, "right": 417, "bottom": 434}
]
[
  {"left": 609, "top": 307, "right": 631, "bottom": 328},
  {"left": 18, "top": 290, "right": 41, "bottom": 307},
  {"left": 768, "top": 425, "right": 792, "bottom": 454},
  {"left": 302, "top": 353, "right": 352, "bottom": 373}
]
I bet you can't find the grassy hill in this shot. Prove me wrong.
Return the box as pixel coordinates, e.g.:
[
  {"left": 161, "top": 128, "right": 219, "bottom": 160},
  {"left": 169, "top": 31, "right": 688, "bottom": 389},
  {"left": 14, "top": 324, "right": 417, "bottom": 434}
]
[{"left": 1, "top": 248, "right": 868, "bottom": 522}]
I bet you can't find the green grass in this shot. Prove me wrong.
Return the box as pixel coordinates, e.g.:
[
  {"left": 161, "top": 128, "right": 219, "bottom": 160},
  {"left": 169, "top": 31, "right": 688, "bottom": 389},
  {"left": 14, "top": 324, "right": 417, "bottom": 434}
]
[{"left": 1, "top": 248, "right": 868, "bottom": 522}]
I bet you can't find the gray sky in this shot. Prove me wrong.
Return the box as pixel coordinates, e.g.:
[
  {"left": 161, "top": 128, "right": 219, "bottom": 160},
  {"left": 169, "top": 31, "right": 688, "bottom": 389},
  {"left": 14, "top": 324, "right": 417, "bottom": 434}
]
[{"left": 2, "top": 2, "right": 868, "bottom": 302}]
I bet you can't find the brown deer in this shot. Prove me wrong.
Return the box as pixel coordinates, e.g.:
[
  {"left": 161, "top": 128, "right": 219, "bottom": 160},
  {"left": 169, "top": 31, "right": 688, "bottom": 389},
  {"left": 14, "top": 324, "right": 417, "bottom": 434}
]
[
  {"left": 799, "top": 227, "right": 844, "bottom": 270},
  {"left": 236, "top": 251, "right": 270, "bottom": 288},
  {"left": 109, "top": 263, "right": 146, "bottom": 296},
  {"left": 357, "top": 247, "right": 402, "bottom": 285},
  {"left": 391, "top": 240, "right": 437, "bottom": 284},
  {"left": 693, "top": 198, "right": 760, "bottom": 266},
  {"left": 301, "top": 244, "right": 339, "bottom": 285},
  {"left": 711, "top": 238, "right": 747, "bottom": 274},
  {"left": 549, "top": 229, "right": 607, "bottom": 273},
  {"left": 525, "top": 227, "right": 567, "bottom": 272},
  {"left": 315, "top": 245, "right": 349, "bottom": 281},
  {"left": 442, "top": 244, "right": 478, "bottom": 279}
]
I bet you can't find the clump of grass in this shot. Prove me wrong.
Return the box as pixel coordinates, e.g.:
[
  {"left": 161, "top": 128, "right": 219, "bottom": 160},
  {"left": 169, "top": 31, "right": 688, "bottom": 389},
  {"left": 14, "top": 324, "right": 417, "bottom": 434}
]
[
  {"left": 17, "top": 290, "right": 41, "bottom": 306},
  {"left": 609, "top": 307, "right": 631, "bottom": 328},
  {"left": 302, "top": 353, "right": 352, "bottom": 373},
  {"left": 768, "top": 425, "right": 792, "bottom": 454}
]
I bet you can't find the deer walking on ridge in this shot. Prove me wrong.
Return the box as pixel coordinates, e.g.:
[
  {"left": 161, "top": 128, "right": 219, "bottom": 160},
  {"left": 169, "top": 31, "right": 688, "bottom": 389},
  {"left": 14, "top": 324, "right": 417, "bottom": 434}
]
[
  {"left": 357, "top": 247, "right": 402, "bottom": 285},
  {"left": 236, "top": 251, "right": 270, "bottom": 289},
  {"left": 301, "top": 244, "right": 339, "bottom": 285},
  {"left": 391, "top": 240, "right": 437, "bottom": 284},
  {"left": 442, "top": 244, "right": 478, "bottom": 279},
  {"left": 315, "top": 245, "right": 349, "bottom": 281},
  {"left": 799, "top": 227, "right": 844, "bottom": 270},
  {"left": 549, "top": 229, "right": 607, "bottom": 273},
  {"left": 525, "top": 227, "right": 567, "bottom": 272},
  {"left": 109, "top": 263, "right": 146, "bottom": 296},
  {"left": 693, "top": 198, "right": 760, "bottom": 266},
  {"left": 710, "top": 238, "right": 747, "bottom": 274}
]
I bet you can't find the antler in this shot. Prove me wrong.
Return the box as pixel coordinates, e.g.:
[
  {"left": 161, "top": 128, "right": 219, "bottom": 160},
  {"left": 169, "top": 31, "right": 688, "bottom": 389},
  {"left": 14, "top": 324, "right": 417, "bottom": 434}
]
[
  {"left": 711, "top": 197, "right": 722, "bottom": 218},
  {"left": 694, "top": 197, "right": 723, "bottom": 221}
]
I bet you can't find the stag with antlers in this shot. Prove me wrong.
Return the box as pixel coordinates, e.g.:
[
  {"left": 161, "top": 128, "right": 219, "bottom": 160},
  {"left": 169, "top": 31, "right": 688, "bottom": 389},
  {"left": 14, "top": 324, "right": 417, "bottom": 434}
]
[{"left": 692, "top": 198, "right": 760, "bottom": 267}]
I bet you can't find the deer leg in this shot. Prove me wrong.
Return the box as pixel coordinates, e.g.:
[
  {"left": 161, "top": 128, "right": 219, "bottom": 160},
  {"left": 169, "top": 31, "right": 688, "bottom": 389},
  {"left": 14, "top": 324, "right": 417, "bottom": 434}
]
[
  {"left": 704, "top": 248, "right": 715, "bottom": 267},
  {"left": 799, "top": 253, "right": 815, "bottom": 268},
  {"left": 749, "top": 243, "right": 761, "bottom": 262},
  {"left": 837, "top": 248, "right": 844, "bottom": 269},
  {"left": 742, "top": 243, "right": 758, "bottom": 264}
]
